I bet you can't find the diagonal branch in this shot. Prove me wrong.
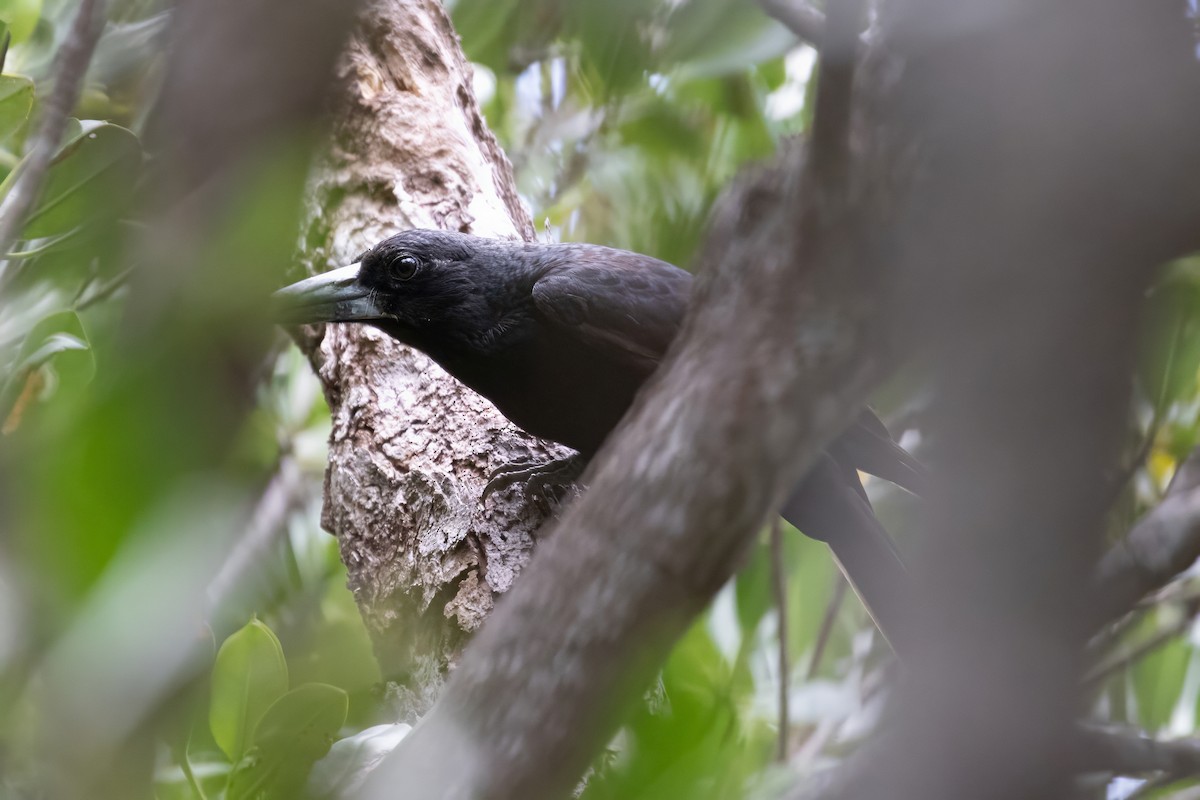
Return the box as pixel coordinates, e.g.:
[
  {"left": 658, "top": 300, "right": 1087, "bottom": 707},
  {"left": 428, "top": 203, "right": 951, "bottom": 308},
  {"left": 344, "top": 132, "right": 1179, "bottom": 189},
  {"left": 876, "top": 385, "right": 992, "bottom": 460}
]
[
  {"left": 0, "top": 0, "right": 107, "bottom": 293},
  {"left": 1092, "top": 447, "right": 1200, "bottom": 627},
  {"left": 757, "top": 0, "right": 827, "bottom": 49},
  {"left": 364, "top": 40, "right": 893, "bottom": 796}
]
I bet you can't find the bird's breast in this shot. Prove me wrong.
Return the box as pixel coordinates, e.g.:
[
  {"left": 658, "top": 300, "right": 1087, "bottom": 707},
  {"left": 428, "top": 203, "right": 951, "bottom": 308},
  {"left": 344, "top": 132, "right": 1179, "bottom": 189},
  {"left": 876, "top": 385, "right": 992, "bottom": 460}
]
[{"left": 436, "top": 325, "right": 650, "bottom": 456}]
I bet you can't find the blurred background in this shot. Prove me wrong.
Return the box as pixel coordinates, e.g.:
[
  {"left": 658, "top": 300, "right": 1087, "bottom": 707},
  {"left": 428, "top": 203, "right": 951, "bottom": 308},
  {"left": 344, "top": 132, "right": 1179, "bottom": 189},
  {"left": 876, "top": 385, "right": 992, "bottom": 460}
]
[{"left": 0, "top": 0, "right": 1198, "bottom": 798}]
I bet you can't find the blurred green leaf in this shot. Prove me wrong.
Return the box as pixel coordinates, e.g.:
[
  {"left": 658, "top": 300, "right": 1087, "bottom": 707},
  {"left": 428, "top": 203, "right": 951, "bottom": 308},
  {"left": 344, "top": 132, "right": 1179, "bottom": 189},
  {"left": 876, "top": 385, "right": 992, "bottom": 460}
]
[
  {"left": 226, "top": 683, "right": 348, "bottom": 800},
  {"left": 22, "top": 123, "right": 141, "bottom": 238},
  {"left": 451, "top": 0, "right": 531, "bottom": 73},
  {"left": 617, "top": 97, "right": 707, "bottom": 161},
  {"left": 13, "top": 330, "right": 85, "bottom": 369},
  {"left": 1140, "top": 264, "right": 1200, "bottom": 417},
  {"left": 0, "top": 309, "right": 92, "bottom": 426},
  {"left": 756, "top": 56, "right": 787, "bottom": 92},
  {"left": 253, "top": 683, "right": 348, "bottom": 756},
  {"left": 209, "top": 619, "right": 289, "bottom": 763},
  {"left": 565, "top": 0, "right": 656, "bottom": 97},
  {"left": 735, "top": 537, "right": 773, "bottom": 637},
  {"left": 661, "top": 0, "right": 794, "bottom": 79},
  {"left": 1130, "top": 612, "right": 1192, "bottom": 732},
  {"left": 0, "top": 73, "right": 32, "bottom": 143},
  {"left": 0, "top": 0, "right": 41, "bottom": 44}
]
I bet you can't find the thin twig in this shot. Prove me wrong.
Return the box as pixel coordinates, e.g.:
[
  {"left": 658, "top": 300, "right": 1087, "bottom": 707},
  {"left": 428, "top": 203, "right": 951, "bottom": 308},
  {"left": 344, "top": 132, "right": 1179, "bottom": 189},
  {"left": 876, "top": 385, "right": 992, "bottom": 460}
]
[
  {"left": 1090, "top": 578, "right": 1200, "bottom": 661},
  {"left": 1114, "top": 421, "right": 1161, "bottom": 496},
  {"left": 0, "top": 0, "right": 108, "bottom": 293},
  {"left": 807, "top": 0, "right": 867, "bottom": 192},
  {"left": 178, "top": 736, "right": 210, "bottom": 800},
  {"left": 770, "top": 518, "right": 790, "bottom": 762},
  {"left": 73, "top": 265, "right": 134, "bottom": 311},
  {"left": 1093, "top": 448, "right": 1200, "bottom": 628},
  {"left": 1085, "top": 599, "right": 1200, "bottom": 689},
  {"left": 807, "top": 575, "right": 848, "bottom": 679},
  {"left": 204, "top": 453, "right": 305, "bottom": 617},
  {"left": 1075, "top": 725, "right": 1200, "bottom": 779},
  {"left": 756, "top": 0, "right": 827, "bottom": 48}
]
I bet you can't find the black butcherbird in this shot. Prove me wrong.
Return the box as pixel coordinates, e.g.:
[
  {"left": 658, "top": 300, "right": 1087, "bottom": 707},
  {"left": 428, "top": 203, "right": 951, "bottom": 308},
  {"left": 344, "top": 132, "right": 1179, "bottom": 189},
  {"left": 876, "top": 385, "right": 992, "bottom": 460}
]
[{"left": 275, "top": 230, "right": 924, "bottom": 652}]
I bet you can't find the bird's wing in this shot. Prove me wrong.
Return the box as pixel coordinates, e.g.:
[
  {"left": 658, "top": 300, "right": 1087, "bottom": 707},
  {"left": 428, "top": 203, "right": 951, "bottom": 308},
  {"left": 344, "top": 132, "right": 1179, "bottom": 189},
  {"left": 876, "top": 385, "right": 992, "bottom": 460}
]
[
  {"left": 830, "top": 409, "right": 929, "bottom": 497},
  {"left": 780, "top": 455, "right": 913, "bottom": 656},
  {"left": 531, "top": 254, "right": 691, "bottom": 371}
]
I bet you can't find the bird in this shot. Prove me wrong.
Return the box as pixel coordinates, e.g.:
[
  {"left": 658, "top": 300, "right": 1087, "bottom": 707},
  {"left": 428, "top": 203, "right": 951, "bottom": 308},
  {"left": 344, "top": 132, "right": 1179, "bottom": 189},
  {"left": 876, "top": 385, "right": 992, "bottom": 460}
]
[{"left": 275, "top": 229, "right": 924, "bottom": 653}]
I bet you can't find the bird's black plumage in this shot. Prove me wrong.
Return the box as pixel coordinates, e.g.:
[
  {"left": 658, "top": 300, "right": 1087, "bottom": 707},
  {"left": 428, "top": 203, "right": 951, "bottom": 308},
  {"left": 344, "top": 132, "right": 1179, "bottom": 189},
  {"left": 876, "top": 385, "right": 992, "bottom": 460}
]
[{"left": 276, "top": 229, "right": 923, "bottom": 651}]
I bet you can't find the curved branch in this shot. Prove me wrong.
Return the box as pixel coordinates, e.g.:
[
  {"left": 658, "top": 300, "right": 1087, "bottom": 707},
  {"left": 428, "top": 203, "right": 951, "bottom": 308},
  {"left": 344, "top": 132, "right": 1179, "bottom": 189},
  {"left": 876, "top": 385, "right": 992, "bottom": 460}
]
[
  {"left": 364, "top": 112, "right": 892, "bottom": 800},
  {"left": 1093, "top": 448, "right": 1200, "bottom": 627},
  {"left": 757, "top": 0, "right": 827, "bottom": 48}
]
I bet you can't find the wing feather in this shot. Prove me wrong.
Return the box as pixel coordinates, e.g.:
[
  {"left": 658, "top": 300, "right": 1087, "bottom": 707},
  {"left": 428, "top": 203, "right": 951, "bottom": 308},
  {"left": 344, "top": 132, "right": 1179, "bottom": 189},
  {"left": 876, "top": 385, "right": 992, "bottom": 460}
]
[{"left": 531, "top": 251, "right": 691, "bottom": 372}]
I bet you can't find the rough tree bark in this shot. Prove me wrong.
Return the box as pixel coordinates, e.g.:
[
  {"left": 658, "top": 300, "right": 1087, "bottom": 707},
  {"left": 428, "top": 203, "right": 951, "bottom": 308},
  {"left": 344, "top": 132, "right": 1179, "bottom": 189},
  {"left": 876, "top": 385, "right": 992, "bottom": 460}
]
[
  {"left": 363, "top": 1, "right": 898, "bottom": 795},
  {"left": 294, "top": 0, "right": 566, "bottom": 716},
  {"left": 812, "top": 2, "right": 1200, "bottom": 800},
  {"left": 358, "top": 2, "right": 1200, "bottom": 799}
]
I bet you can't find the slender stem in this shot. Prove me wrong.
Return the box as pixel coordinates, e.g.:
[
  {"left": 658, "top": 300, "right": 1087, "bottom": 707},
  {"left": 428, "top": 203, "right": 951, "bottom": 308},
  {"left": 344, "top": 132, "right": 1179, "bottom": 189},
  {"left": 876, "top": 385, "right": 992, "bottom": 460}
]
[
  {"left": 73, "top": 265, "right": 134, "bottom": 312},
  {"left": 179, "top": 734, "right": 209, "bottom": 800},
  {"left": 807, "top": 576, "right": 848, "bottom": 679},
  {"left": 1085, "top": 600, "right": 1200, "bottom": 688},
  {"left": 770, "top": 518, "right": 790, "bottom": 762},
  {"left": 808, "top": 0, "right": 867, "bottom": 193},
  {"left": 6, "top": 226, "right": 84, "bottom": 260}
]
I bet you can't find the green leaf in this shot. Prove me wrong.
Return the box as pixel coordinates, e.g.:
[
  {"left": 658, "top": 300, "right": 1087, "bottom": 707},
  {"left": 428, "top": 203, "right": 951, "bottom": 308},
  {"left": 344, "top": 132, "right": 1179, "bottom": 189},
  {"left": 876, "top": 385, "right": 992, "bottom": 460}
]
[
  {"left": 226, "top": 683, "right": 349, "bottom": 800},
  {"left": 0, "top": 309, "right": 93, "bottom": 424},
  {"left": 209, "top": 619, "right": 289, "bottom": 763},
  {"left": 451, "top": 0, "right": 526, "bottom": 73},
  {"left": 617, "top": 97, "right": 707, "bottom": 162},
  {"left": 0, "top": 73, "right": 32, "bottom": 144},
  {"left": 734, "top": 537, "right": 772, "bottom": 637},
  {"left": 0, "top": 0, "right": 41, "bottom": 44},
  {"left": 14, "top": 330, "right": 86, "bottom": 368},
  {"left": 565, "top": 0, "right": 656, "bottom": 97},
  {"left": 661, "top": 0, "right": 795, "bottom": 80},
  {"left": 1141, "top": 261, "right": 1200, "bottom": 416},
  {"left": 1130, "top": 611, "right": 1192, "bottom": 732},
  {"left": 22, "top": 123, "right": 141, "bottom": 239},
  {"left": 252, "top": 683, "right": 348, "bottom": 757}
]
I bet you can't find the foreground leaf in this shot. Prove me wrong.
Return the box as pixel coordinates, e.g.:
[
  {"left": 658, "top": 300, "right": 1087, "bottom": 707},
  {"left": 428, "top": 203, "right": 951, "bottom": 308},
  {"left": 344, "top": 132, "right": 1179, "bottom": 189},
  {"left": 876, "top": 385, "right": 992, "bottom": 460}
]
[
  {"left": 22, "top": 123, "right": 140, "bottom": 239},
  {"left": 226, "top": 683, "right": 349, "bottom": 800},
  {"left": 209, "top": 619, "right": 289, "bottom": 763}
]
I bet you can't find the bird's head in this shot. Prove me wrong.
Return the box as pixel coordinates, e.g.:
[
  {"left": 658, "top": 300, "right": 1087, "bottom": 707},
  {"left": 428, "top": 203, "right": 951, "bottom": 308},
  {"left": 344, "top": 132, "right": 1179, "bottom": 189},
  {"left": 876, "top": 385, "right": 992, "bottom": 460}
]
[{"left": 273, "top": 230, "right": 510, "bottom": 345}]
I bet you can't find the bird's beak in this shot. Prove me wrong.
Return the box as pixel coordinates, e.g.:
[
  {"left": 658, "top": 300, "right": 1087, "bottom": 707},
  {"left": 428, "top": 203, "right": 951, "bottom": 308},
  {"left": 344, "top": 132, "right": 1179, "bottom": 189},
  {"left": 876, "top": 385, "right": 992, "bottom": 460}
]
[{"left": 272, "top": 264, "right": 383, "bottom": 324}]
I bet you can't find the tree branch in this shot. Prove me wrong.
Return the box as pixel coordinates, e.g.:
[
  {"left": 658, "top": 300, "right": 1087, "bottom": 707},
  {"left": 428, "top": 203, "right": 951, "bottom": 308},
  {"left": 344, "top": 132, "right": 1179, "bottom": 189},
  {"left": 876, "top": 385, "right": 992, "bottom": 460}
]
[
  {"left": 365, "top": 81, "right": 893, "bottom": 800},
  {"left": 810, "top": 2, "right": 1200, "bottom": 800},
  {"left": 757, "top": 0, "right": 827, "bottom": 49},
  {"left": 1092, "top": 448, "right": 1200, "bottom": 626},
  {"left": 788, "top": 726, "right": 1200, "bottom": 800},
  {"left": 292, "top": 0, "right": 553, "bottom": 719},
  {"left": 808, "top": 0, "right": 865, "bottom": 191},
  {"left": 204, "top": 453, "right": 306, "bottom": 617},
  {"left": 771, "top": 518, "right": 791, "bottom": 762},
  {"left": 1074, "top": 726, "right": 1200, "bottom": 778},
  {"left": 0, "top": 0, "right": 107, "bottom": 293}
]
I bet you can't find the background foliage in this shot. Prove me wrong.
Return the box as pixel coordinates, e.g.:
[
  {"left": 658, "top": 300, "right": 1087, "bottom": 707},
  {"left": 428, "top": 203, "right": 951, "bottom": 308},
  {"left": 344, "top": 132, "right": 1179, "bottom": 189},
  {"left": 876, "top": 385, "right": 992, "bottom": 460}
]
[{"left": 0, "top": 1, "right": 1197, "bottom": 798}]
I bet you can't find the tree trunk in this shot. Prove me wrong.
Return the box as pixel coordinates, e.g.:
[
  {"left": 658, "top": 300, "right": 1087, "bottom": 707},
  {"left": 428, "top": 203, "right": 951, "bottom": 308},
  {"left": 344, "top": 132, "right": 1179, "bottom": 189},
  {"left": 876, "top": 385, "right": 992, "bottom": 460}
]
[{"left": 294, "top": 0, "right": 563, "bottom": 718}]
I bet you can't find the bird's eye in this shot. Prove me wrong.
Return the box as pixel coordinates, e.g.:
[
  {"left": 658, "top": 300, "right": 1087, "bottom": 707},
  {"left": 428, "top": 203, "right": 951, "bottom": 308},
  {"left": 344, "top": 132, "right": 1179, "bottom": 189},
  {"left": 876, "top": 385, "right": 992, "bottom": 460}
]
[{"left": 393, "top": 254, "right": 420, "bottom": 280}]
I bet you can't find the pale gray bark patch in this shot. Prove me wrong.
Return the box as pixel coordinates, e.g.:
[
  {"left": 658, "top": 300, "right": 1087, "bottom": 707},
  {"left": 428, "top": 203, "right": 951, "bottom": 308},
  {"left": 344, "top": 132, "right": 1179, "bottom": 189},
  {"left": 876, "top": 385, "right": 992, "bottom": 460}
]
[{"left": 294, "top": 0, "right": 563, "bottom": 717}]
